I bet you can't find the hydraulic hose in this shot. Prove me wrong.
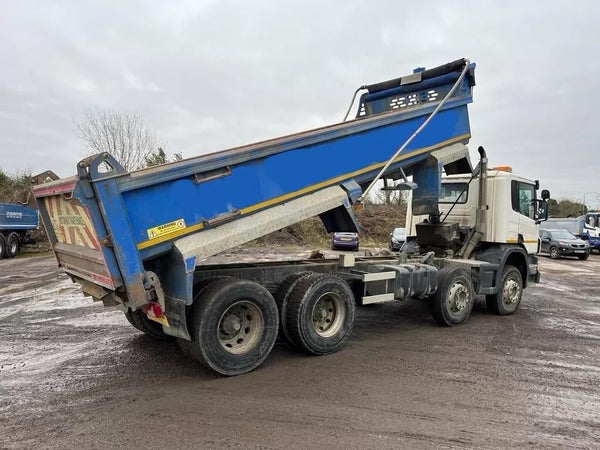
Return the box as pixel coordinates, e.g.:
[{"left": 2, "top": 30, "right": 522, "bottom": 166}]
[{"left": 356, "top": 59, "right": 471, "bottom": 204}]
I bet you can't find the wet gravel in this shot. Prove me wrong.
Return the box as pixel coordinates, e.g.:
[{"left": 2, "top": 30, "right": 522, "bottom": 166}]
[{"left": 1, "top": 252, "right": 599, "bottom": 449}]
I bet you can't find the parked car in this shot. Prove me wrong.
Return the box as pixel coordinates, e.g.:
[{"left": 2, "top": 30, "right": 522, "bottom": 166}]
[
  {"left": 389, "top": 227, "right": 406, "bottom": 251},
  {"left": 539, "top": 229, "right": 590, "bottom": 260},
  {"left": 331, "top": 232, "right": 359, "bottom": 251}
]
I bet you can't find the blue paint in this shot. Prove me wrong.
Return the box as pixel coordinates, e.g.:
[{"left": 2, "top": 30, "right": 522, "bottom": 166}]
[
  {"left": 34, "top": 60, "right": 477, "bottom": 309},
  {"left": 122, "top": 105, "right": 471, "bottom": 244},
  {"left": 0, "top": 203, "right": 38, "bottom": 230}
]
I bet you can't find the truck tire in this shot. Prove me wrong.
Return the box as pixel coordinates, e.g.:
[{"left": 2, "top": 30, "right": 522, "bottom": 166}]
[
  {"left": 549, "top": 246, "right": 560, "bottom": 259},
  {"left": 124, "top": 308, "right": 143, "bottom": 331},
  {"left": 430, "top": 267, "right": 474, "bottom": 326},
  {"left": 0, "top": 234, "right": 5, "bottom": 259},
  {"left": 187, "top": 278, "right": 279, "bottom": 376},
  {"left": 126, "top": 309, "right": 174, "bottom": 341},
  {"left": 177, "top": 277, "right": 233, "bottom": 358},
  {"left": 485, "top": 265, "right": 523, "bottom": 315},
  {"left": 5, "top": 232, "right": 19, "bottom": 258},
  {"left": 284, "top": 274, "right": 356, "bottom": 355},
  {"left": 274, "top": 271, "right": 317, "bottom": 343},
  {"left": 578, "top": 253, "right": 590, "bottom": 260}
]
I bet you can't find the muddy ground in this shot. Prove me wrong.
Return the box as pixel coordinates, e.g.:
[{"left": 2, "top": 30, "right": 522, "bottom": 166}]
[{"left": 1, "top": 251, "right": 599, "bottom": 449}]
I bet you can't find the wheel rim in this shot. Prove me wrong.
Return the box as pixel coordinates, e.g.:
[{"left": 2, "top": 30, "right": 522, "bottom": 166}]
[
  {"left": 502, "top": 277, "right": 521, "bottom": 306},
  {"left": 218, "top": 301, "right": 263, "bottom": 354},
  {"left": 448, "top": 282, "right": 471, "bottom": 314},
  {"left": 311, "top": 292, "right": 345, "bottom": 338},
  {"left": 550, "top": 247, "right": 558, "bottom": 258},
  {"left": 9, "top": 240, "right": 17, "bottom": 254}
]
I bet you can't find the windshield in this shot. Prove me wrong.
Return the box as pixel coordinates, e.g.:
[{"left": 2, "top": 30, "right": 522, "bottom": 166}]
[
  {"left": 392, "top": 228, "right": 406, "bottom": 238},
  {"left": 551, "top": 230, "right": 577, "bottom": 240},
  {"left": 439, "top": 182, "right": 467, "bottom": 203}
]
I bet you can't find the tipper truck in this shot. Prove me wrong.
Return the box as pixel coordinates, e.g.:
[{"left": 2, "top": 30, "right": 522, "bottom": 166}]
[
  {"left": 32, "top": 58, "right": 549, "bottom": 375},
  {"left": 0, "top": 203, "right": 38, "bottom": 258}
]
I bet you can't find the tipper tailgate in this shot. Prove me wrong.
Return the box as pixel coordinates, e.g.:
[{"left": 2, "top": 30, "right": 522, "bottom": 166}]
[{"left": 32, "top": 177, "right": 122, "bottom": 291}]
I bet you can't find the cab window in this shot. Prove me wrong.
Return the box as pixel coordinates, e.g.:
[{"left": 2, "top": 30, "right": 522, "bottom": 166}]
[
  {"left": 511, "top": 181, "right": 535, "bottom": 219},
  {"left": 439, "top": 182, "right": 468, "bottom": 203}
]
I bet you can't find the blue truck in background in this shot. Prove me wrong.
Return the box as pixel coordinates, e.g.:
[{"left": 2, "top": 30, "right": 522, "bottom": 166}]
[
  {"left": 0, "top": 203, "right": 38, "bottom": 258},
  {"left": 31, "top": 58, "right": 550, "bottom": 376}
]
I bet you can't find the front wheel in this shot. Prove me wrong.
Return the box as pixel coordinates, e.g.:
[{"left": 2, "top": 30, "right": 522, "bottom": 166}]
[
  {"left": 187, "top": 278, "right": 279, "bottom": 376},
  {"left": 549, "top": 246, "right": 560, "bottom": 259},
  {"left": 430, "top": 267, "right": 474, "bottom": 326},
  {"left": 486, "top": 265, "right": 523, "bottom": 315}
]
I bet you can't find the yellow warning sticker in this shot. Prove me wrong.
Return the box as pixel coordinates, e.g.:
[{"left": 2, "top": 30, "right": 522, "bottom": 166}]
[{"left": 147, "top": 218, "right": 187, "bottom": 240}]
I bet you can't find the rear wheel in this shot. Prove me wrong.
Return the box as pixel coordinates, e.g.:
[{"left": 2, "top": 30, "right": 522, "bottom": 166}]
[
  {"left": 578, "top": 253, "right": 589, "bottom": 260},
  {"left": 486, "top": 265, "right": 523, "bottom": 315},
  {"left": 549, "top": 246, "right": 560, "bottom": 259},
  {"left": 284, "top": 274, "right": 355, "bottom": 355},
  {"left": 0, "top": 234, "right": 5, "bottom": 259},
  {"left": 124, "top": 308, "right": 142, "bottom": 330},
  {"left": 186, "top": 278, "right": 279, "bottom": 376},
  {"left": 431, "top": 267, "right": 474, "bottom": 326},
  {"left": 125, "top": 309, "right": 174, "bottom": 341},
  {"left": 5, "top": 232, "right": 19, "bottom": 258},
  {"left": 177, "top": 277, "right": 233, "bottom": 357},
  {"left": 274, "top": 271, "right": 317, "bottom": 343}
]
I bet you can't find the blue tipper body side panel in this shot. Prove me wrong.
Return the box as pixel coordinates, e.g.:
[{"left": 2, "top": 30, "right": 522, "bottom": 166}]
[
  {"left": 0, "top": 203, "right": 38, "bottom": 230},
  {"left": 32, "top": 59, "right": 476, "bottom": 333}
]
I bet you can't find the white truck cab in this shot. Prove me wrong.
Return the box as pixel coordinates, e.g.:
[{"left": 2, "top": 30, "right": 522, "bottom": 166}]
[{"left": 406, "top": 167, "right": 543, "bottom": 255}]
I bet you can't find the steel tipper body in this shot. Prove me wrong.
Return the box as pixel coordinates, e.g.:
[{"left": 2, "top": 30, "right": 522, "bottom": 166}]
[
  {"left": 34, "top": 58, "right": 543, "bottom": 376},
  {"left": 0, "top": 203, "right": 38, "bottom": 258}
]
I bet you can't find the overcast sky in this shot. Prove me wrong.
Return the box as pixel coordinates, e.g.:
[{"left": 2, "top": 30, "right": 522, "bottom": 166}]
[{"left": 1, "top": 0, "right": 599, "bottom": 207}]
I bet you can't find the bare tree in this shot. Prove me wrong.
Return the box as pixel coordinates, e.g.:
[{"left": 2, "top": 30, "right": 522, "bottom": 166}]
[
  {"left": 76, "top": 108, "right": 162, "bottom": 171},
  {"left": 364, "top": 180, "right": 409, "bottom": 207}
]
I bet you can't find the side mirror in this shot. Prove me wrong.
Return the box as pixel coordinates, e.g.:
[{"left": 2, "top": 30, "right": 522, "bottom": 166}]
[{"left": 541, "top": 189, "right": 550, "bottom": 200}]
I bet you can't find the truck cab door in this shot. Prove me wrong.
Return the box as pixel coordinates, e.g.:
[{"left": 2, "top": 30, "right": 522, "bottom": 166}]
[{"left": 511, "top": 180, "right": 538, "bottom": 254}]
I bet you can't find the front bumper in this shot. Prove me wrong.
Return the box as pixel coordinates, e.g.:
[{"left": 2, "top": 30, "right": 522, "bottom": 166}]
[
  {"left": 558, "top": 247, "right": 589, "bottom": 256},
  {"left": 389, "top": 240, "right": 404, "bottom": 251}
]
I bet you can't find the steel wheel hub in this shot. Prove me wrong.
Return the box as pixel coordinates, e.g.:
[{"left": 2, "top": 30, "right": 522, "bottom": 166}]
[
  {"left": 503, "top": 279, "right": 520, "bottom": 305},
  {"left": 218, "top": 301, "right": 263, "bottom": 354},
  {"left": 312, "top": 293, "right": 345, "bottom": 338},
  {"left": 448, "top": 282, "right": 470, "bottom": 312}
]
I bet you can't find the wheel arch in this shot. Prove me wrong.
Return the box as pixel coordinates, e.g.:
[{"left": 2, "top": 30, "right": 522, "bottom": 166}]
[{"left": 475, "top": 244, "right": 531, "bottom": 292}]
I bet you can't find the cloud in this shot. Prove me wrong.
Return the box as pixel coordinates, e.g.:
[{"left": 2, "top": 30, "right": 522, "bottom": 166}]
[{"left": 0, "top": 0, "right": 599, "bottom": 203}]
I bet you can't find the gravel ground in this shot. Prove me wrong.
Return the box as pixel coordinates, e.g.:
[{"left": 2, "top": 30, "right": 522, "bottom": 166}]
[{"left": 1, "top": 251, "right": 599, "bottom": 449}]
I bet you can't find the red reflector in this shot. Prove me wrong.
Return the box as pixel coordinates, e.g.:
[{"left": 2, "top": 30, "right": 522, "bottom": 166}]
[{"left": 142, "top": 302, "right": 164, "bottom": 318}]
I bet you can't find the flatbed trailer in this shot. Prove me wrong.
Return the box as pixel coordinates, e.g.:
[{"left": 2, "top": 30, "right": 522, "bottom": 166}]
[{"left": 32, "top": 58, "right": 549, "bottom": 375}]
